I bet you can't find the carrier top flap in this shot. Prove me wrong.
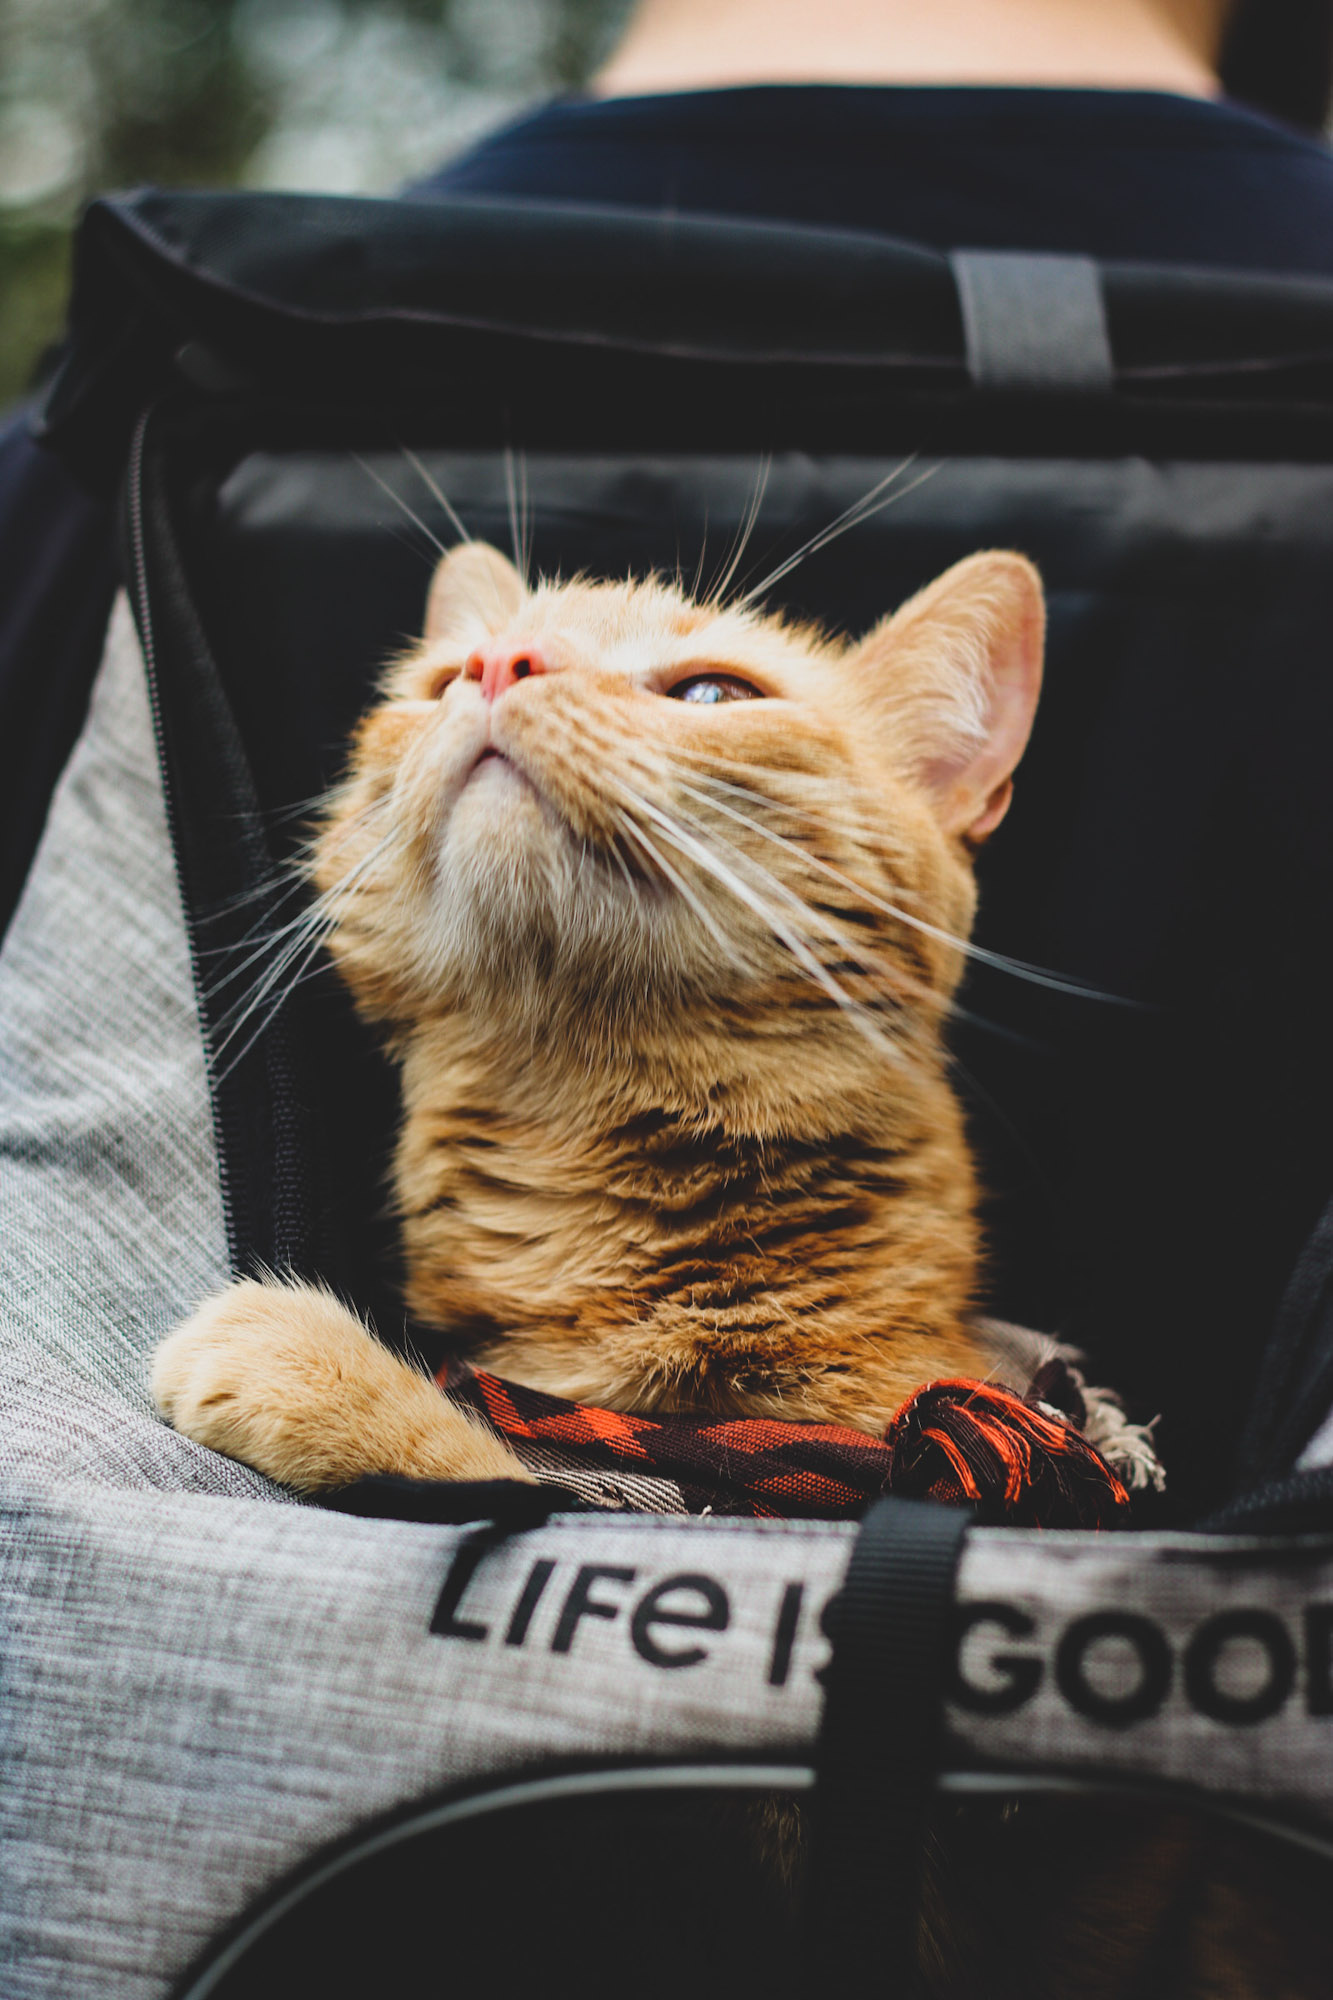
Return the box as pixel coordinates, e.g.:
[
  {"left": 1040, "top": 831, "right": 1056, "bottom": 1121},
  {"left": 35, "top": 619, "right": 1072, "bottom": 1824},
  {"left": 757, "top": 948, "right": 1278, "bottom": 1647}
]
[{"left": 37, "top": 187, "right": 1333, "bottom": 493}]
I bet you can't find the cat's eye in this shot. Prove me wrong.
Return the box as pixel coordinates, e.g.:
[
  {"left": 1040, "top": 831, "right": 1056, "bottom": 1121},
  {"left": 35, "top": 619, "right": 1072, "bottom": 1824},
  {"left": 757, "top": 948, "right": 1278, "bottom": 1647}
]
[{"left": 669, "top": 674, "right": 763, "bottom": 704}]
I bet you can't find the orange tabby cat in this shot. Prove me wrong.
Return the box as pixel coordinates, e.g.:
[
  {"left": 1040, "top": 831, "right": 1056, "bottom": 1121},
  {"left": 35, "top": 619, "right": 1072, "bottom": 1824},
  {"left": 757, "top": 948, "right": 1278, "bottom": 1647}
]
[
  {"left": 152, "top": 539, "right": 1044, "bottom": 1492},
  {"left": 152, "top": 544, "right": 1332, "bottom": 2000}
]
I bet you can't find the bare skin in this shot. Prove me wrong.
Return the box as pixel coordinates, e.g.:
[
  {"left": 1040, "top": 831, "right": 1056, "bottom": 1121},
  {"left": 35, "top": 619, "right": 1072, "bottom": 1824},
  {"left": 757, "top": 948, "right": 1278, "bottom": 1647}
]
[{"left": 593, "top": 0, "right": 1236, "bottom": 99}]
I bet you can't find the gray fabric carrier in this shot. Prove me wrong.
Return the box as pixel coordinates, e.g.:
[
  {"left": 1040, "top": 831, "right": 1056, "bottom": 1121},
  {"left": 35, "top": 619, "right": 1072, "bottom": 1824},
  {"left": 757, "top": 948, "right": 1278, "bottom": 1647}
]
[{"left": 4, "top": 604, "right": 1333, "bottom": 1996}]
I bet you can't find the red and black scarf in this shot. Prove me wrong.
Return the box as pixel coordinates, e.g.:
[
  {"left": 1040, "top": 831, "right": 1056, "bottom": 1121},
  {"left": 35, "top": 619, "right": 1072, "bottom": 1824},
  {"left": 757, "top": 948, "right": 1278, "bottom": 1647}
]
[{"left": 437, "top": 1357, "right": 1130, "bottom": 1529}]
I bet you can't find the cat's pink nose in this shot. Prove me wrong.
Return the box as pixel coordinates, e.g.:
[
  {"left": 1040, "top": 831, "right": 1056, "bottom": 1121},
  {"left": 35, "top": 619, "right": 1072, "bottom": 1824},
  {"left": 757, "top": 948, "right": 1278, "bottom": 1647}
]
[{"left": 465, "top": 640, "right": 550, "bottom": 703}]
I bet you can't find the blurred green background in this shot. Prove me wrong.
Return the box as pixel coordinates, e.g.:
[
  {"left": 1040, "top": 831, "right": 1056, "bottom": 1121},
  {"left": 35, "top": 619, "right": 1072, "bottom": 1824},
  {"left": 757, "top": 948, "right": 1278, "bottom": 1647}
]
[{"left": 0, "top": 0, "right": 630, "bottom": 407}]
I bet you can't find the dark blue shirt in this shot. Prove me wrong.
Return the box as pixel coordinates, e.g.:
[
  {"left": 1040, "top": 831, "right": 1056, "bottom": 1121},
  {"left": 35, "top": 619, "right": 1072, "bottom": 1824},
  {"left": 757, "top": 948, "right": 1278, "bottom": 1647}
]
[{"left": 415, "top": 85, "right": 1333, "bottom": 274}]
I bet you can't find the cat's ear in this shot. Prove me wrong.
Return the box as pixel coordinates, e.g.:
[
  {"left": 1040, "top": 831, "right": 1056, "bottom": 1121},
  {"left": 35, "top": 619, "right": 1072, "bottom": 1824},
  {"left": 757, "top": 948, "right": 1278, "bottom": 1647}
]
[
  {"left": 424, "top": 542, "right": 525, "bottom": 646},
  {"left": 853, "top": 551, "right": 1044, "bottom": 844}
]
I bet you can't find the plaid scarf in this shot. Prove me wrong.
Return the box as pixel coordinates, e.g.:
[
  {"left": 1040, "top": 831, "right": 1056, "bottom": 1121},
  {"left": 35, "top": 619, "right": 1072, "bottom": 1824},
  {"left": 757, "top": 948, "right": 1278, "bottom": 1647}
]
[{"left": 436, "top": 1356, "right": 1130, "bottom": 1529}]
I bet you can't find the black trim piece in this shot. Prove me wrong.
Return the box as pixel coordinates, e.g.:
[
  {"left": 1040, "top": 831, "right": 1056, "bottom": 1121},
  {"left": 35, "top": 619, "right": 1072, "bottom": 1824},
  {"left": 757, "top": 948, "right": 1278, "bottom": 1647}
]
[
  {"left": 124, "top": 399, "right": 319, "bottom": 1277},
  {"left": 803, "top": 1496, "right": 971, "bottom": 1992}
]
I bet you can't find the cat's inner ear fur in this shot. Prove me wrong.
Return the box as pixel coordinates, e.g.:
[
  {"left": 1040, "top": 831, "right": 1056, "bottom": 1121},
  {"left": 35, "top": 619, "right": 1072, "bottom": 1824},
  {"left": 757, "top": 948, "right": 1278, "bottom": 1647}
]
[
  {"left": 424, "top": 541, "right": 525, "bottom": 647},
  {"left": 852, "top": 550, "right": 1045, "bottom": 845}
]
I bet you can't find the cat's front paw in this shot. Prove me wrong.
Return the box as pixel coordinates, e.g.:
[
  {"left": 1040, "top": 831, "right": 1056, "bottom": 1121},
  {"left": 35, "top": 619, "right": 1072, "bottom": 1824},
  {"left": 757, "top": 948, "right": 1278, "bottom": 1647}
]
[{"left": 152, "top": 1277, "right": 531, "bottom": 1491}]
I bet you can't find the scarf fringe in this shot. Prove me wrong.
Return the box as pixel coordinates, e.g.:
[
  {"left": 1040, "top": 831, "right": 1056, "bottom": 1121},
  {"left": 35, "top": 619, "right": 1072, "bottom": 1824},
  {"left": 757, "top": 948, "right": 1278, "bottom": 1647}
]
[{"left": 885, "top": 1377, "right": 1131, "bottom": 1528}]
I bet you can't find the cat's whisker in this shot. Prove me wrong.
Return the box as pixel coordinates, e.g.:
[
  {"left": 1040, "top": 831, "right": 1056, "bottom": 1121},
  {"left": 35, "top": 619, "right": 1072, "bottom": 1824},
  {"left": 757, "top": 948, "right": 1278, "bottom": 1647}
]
[
  {"left": 663, "top": 772, "right": 908, "bottom": 959},
  {"left": 211, "top": 922, "right": 338, "bottom": 1082},
  {"left": 602, "top": 823, "right": 644, "bottom": 901},
  {"left": 617, "top": 763, "right": 953, "bottom": 1044},
  {"left": 673, "top": 770, "right": 1095, "bottom": 1030},
  {"left": 610, "top": 809, "right": 742, "bottom": 963},
  {"left": 209, "top": 889, "right": 338, "bottom": 1010},
  {"left": 618, "top": 787, "right": 906, "bottom": 1059},
  {"left": 732, "top": 458, "right": 939, "bottom": 610},
  {"left": 603, "top": 761, "right": 867, "bottom": 966},
  {"left": 200, "top": 902, "right": 330, "bottom": 985},
  {"left": 198, "top": 867, "right": 312, "bottom": 930},
  {"left": 603, "top": 769, "right": 758, "bottom": 959},
  {"left": 351, "top": 453, "right": 451, "bottom": 558},
  {"left": 197, "top": 802, "right": 395, "bottom": 931},
  {"left": 210, "top": 916, "right": 333, "bottom": 1057},
  {"left": 680, "top": 769, "right": 1135, "bottom": 1005},
  {"left": 670, "top": 758, "right": 911, "bottom": 854},
  {"left": 208, "top": 825, "right": 404, "bottom": 1041}
]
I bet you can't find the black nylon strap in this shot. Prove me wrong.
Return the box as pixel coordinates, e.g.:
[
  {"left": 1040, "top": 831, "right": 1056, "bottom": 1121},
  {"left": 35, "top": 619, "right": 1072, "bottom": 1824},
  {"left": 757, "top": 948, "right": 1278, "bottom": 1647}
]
[
  {"left": 803, "top": 1496, "right": 971, "bottom": 1993},
  {"left": 950, "top": 249, "right": 1113, "bottom": 394}
]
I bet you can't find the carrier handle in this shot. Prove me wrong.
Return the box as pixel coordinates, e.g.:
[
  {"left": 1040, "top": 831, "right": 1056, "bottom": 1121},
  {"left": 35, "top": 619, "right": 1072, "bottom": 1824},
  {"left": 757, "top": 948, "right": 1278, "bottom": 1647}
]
[{"left": 802, "top": 1494, "right": 971, "bottom": 1993}]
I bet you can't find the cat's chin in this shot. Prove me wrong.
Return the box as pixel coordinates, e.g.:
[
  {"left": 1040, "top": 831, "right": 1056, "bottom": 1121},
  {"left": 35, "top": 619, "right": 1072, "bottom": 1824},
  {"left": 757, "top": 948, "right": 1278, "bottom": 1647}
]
[
  {"left": 448, "top": 749, "right": 549, "bottom": 838},
  {"left": 465, "top": 746, "right": 530, "bottom": 791}
]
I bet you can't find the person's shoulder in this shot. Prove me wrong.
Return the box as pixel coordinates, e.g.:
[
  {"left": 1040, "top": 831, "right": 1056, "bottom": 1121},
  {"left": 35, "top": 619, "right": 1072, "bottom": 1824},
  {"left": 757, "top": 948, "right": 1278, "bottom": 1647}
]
[{"left": 405, "top": 84, "right": 1333, "bottom": 277}]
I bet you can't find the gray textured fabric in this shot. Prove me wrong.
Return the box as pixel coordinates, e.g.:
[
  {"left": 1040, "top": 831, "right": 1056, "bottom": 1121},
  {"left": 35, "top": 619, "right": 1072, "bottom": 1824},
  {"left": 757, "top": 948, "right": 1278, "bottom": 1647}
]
[
  {"left": 0, "top": 595, "right": 263, "bottom": 1500},
  {"left": 950, "top": 250, "right": 1113, "bottom": 394},
  {"left": 4, "top": 600, "right": 1333, "bottom": 1998}
]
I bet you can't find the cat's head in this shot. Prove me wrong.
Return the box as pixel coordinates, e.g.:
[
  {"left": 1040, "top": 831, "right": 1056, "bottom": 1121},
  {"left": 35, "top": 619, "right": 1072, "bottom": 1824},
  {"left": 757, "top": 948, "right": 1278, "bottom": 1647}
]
[{"left": 313, "top": 542, "right": 1043, "bottom": 1084}]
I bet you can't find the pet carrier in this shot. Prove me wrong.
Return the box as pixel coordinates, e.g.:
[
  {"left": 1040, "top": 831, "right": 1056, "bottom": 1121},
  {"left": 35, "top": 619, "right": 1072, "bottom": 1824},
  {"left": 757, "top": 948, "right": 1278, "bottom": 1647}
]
[{"left": 5, "top": 186, "right": 1333, "bottom": 1996}]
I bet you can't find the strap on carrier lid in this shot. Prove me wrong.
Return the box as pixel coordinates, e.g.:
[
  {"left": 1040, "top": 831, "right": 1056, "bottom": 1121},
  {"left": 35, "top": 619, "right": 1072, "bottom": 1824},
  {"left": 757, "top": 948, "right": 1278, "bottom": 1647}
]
[{"left": 951, "top": 249, "right": 1114, "bottom": 394}]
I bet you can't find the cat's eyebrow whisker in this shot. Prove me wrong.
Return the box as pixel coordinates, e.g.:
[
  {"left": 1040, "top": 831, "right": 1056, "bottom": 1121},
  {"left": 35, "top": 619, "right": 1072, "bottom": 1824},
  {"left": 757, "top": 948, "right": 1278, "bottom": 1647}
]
[
  {"left": 519, "top": 451, "right": 532, "bottom": 585},
  {"left": 706, "top": 455, "right": 771, "bottom": 607},
  {"left": 352, "top": 453, "right": 451, "bottom": 558},
  {"left": 733, "top": 458, "right": 939, "bottom": 610},
  {"left": 399, "top": 445, "right": 472, "bottom": 546},
  {"left": 503, "top": 444, "right": 531, "bottom": 587},
  {"left": 690, "top": 503, "right": 711, "bottom": 602}
]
